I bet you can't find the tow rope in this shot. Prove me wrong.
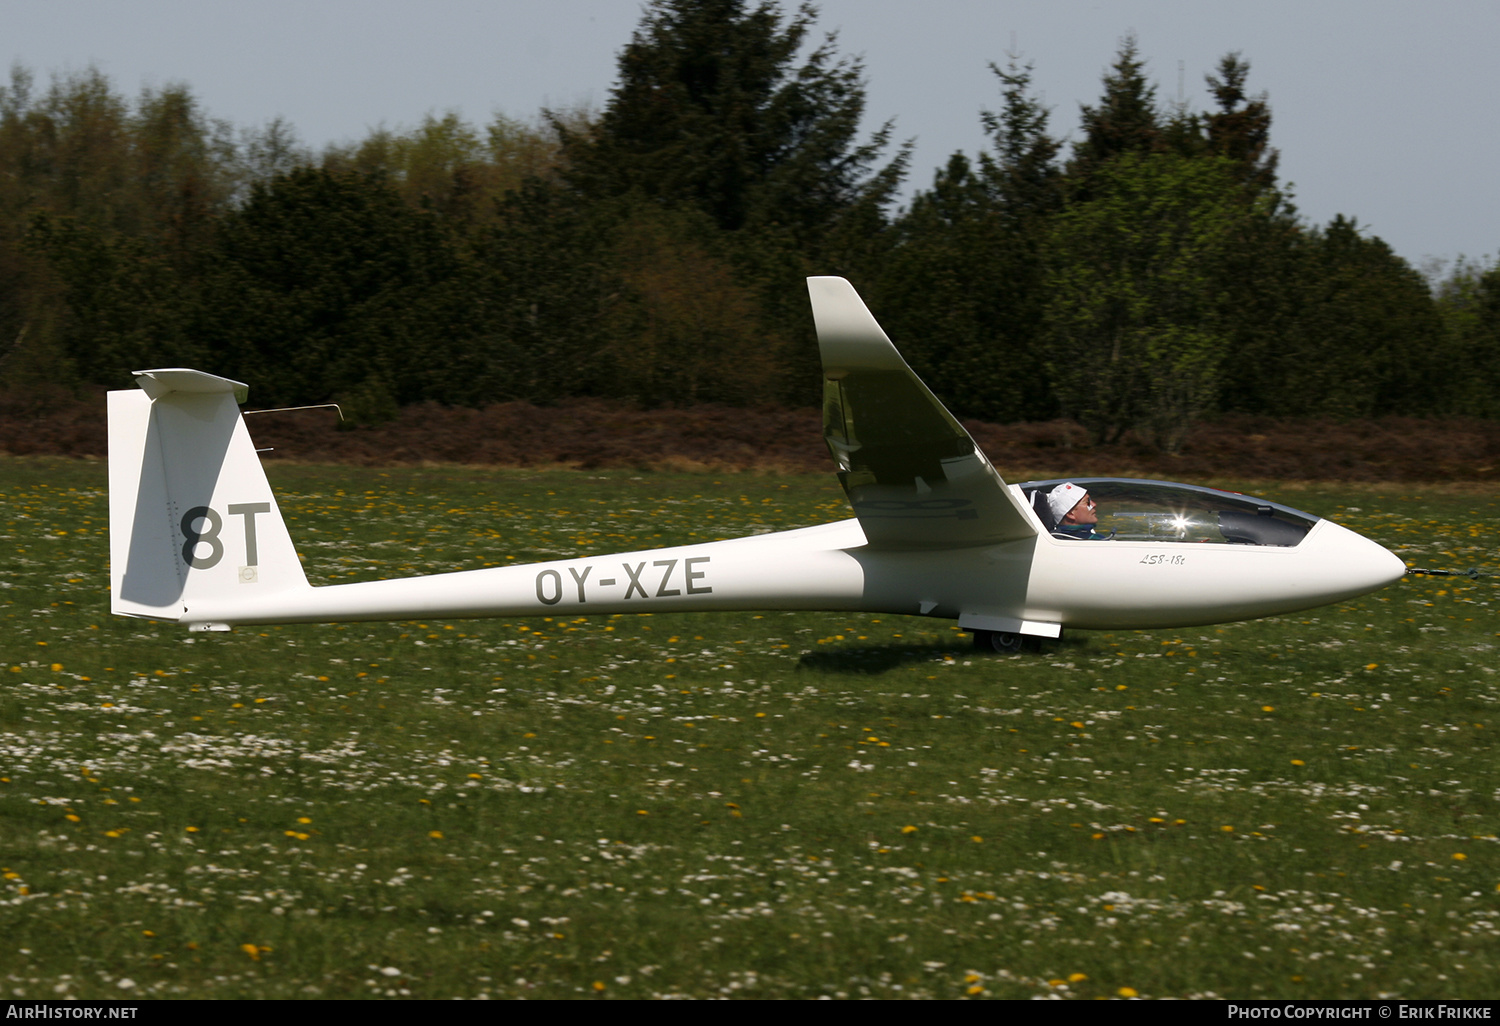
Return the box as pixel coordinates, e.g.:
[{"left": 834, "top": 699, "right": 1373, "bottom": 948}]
[{"left": 1406, "top": 567, "right": 1498, "bottom": 579}]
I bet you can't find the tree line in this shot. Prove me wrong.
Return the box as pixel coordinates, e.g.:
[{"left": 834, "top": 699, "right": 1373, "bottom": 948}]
[{"left": 1, "top": 0, "right": 1496, "bottom": 449}]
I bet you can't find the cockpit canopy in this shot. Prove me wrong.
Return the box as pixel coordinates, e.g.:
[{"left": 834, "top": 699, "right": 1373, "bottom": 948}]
[{"left": 1019, "top": 478, "right": 1319, "bottom": 546}]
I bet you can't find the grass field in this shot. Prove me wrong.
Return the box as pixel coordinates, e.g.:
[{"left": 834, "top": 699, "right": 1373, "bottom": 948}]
[{"left": 2, "top": 456, "right": 1498, "bottom": 1000}]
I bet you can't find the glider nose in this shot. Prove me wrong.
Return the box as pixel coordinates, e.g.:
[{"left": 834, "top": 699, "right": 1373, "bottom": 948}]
[
  {"left": 1365, "top": 539, "right": 1408, "bottom": 591},
  {"left": 1321, "top": 520, "right": 1407, "bottom": 600}
]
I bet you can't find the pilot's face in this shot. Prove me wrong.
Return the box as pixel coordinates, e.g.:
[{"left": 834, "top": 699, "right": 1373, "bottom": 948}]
[{"left": 1062, "top": 494, "right": 1097, "bottom": 526}]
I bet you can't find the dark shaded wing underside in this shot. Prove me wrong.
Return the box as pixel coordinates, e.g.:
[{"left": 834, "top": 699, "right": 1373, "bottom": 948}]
[{"left": 808, "top": 277, "right": 1037, "bottom": 550}]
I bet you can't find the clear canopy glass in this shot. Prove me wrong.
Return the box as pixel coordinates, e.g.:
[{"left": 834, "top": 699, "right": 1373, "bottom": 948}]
[{"left": 1018, "top": 478, "right": 1319, "bottom": 546}]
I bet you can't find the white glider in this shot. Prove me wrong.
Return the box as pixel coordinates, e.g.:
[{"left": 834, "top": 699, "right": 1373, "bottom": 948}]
[{"left": 107, "top": 277, "right": 1405, "bottom": 652}]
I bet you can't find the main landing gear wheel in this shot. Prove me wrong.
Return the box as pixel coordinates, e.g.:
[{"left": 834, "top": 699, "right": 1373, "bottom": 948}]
[{"left": 972, "top": 629, "right": 1038, "bottom": 654}]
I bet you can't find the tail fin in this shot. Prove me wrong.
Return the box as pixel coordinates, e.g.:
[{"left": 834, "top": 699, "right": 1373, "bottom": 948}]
[{"left": 109, "top": 369, "right": 309, "bottom": 629}]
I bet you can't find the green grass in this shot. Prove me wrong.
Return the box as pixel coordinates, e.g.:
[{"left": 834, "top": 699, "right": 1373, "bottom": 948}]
[{"left": 2, "top": 457, "right": 1498, "bottom": 999}]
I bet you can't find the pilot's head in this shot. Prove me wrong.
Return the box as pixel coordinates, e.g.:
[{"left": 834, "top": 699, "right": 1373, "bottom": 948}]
[{"left": 1047, "top": 482, "right": 1097, "bottom": 527}]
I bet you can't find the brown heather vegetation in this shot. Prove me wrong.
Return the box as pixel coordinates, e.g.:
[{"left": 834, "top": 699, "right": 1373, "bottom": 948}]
[{"left": 3, "top": 389, "right": 1497, "bottom": 484}]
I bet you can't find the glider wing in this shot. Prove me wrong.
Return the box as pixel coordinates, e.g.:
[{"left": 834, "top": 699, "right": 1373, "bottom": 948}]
[{"left": 807, "top": 276, "right": 1037, "bottom": 549}]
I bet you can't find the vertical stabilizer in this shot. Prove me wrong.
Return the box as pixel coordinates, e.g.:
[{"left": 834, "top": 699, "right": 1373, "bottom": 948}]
[{"left": 108, "top": 369, "right": 309, "bottom": 627}]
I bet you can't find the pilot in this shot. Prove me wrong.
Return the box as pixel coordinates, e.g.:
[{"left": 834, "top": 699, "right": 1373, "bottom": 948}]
[{"left": 1047, "top": 482, "right": 1106, "bottom": 540}]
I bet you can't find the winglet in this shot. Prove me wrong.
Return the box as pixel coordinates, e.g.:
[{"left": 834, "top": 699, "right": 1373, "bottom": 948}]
[{"left": 807, "top": 276, "right": 910, "bottom": 375}]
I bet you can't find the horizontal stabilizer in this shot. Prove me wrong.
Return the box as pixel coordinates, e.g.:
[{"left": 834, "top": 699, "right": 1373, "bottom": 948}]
[{"left": 132, "top": 368, "right": 249, "bottom": 404}]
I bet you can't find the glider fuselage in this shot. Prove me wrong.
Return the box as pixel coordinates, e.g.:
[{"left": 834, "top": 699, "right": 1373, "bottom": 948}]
[
  {"left": 106, "top": 277, "right": 1406, "bottom": 641},
  {"left": 174, "top": 500, "right": 1401, "bottom": 635}
]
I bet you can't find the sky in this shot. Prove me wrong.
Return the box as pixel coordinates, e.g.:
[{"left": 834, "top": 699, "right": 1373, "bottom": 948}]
[{"left": 6, "top": 0, "right": 1497, "bottom": 275}]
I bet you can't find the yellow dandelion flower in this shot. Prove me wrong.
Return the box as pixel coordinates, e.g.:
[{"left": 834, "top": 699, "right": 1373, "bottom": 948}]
[
  {"left": 297, "top": 817, "right": 311, "bottom": 824},
  {"left": 429, "top": 831, "right": 444, "bottom": 839},
  {"left": 1068, "top": 973, "right": 1088, "bottom": 983},
  {"left": 1261, "top": 705, "right": 1275, "bottom": 712},
  {"left": 1118, "top": 986, "right": 1138, "bottom": 998},
  {"left": 593, "top": 981, "right": 606, "bottom": 992},
  {"left": 1291, "top": 759, "right": 1305, "bottom": 767},
  {"left": 1453, "top": 853, "right": 1468, "bottom": 861},
  {"left": 241, "top": 944, "right": 261, "bottom": 961},
  {"left": 967, "top": 985, "right": 984, "bottom": 995},
  {"left": 50, "top": 663, "right": 62, "bottom": 672},
  {"left": 901, "top": 825, "right": 918, "bottom": 834},
  {"left": 1221, "top": 825, "right": 1234, "bottom": 832}
]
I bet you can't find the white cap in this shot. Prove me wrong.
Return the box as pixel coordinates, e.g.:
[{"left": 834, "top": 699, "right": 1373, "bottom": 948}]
[{"left": 1047, "top": 482, "right": 1088, "bottom": 522}]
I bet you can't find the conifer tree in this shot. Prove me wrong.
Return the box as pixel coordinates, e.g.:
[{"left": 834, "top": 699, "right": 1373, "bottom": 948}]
[
  {"left": 1069, "top": 35, "right": 1162, "bottom": 183},
  {"left": 879, "top": 58, "right": 1061, "bottom": 422},
  {"left": 562, "top": 0, "right": 903, "bottom": 244},
  {"left": 1203, "top": 53, "right": 1278, "bottom": 194}
]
